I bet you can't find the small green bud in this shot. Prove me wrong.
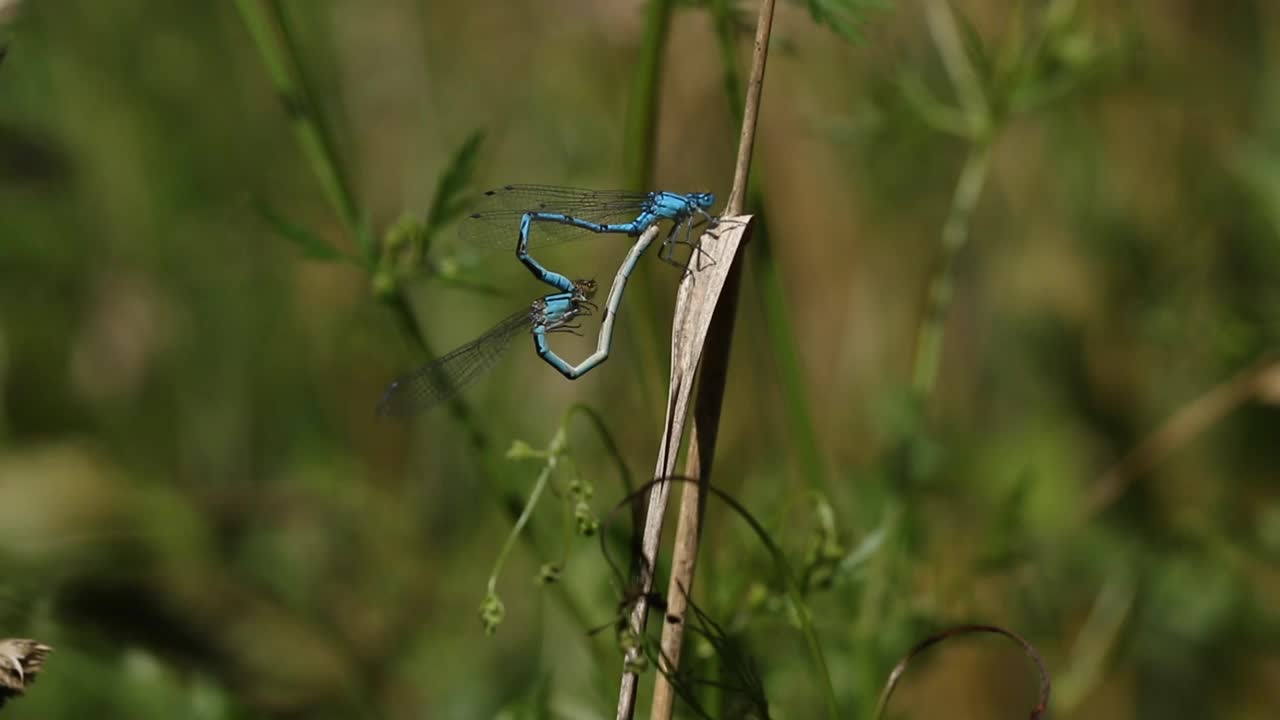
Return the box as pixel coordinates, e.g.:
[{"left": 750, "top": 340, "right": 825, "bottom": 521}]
[
  {"left": 537, "top": 563, "right": 562, "bottom": 584},
  {"left": 371, "top": 271, "right": 397, "bottom": 300},
  {"left": 505, "top": 439, "right": 542, "bottom": 460},
  {"left": 478, "top": 592, "right": 506, "bottom": 635},
  {"left": 575, "top": 501, "right": 599, "bottom": 536}
]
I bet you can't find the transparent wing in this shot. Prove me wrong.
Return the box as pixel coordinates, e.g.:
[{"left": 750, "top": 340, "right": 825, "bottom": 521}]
[
  {"left": 475, "top": 185, "right": 652, "bottom": 212},
  {"left": 376, "top": 308, "right": 533, "bottom": 417},
  {"left": 458, "top": 185, "right": 652, "bottom": 250}
]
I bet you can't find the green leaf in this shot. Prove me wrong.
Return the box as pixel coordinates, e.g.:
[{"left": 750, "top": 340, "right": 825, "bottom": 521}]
[
  {"left": 505, "top": 439, "right": 543, "bottom": 460},
  {"left": 797, "top": 0, "right": 891, "bottom": 43},
  {"left": 837, "top": 523, "right": 888, "bottom": 576},
  {"left": 252, "top": 197, "right": 360, "bottom": 265},
  {"left": 896, "top": 68, "right": 970, "bottom": 137},
  {"left": 424, "top": 130, "right": 486, "bottom": 237},
  {"left": 951, "top": 4, "right": 994, "bottom": 89}
]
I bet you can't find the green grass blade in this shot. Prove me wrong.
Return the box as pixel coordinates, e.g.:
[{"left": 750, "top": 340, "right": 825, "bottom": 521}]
[
  {"left": 710, "top": 1, "right": 829, "bottom": 492},
  {"left": 234, "top": 0, "right": 368, "bottom": 259},
  {"left": 622, "top": 0, "right": 679, "bottom": 417},
  {"left": 252, "top": 197, "right": 360, "bottom": 265},
  {"left": 423, "top": 130, "right": 486, "bottom": 242}
]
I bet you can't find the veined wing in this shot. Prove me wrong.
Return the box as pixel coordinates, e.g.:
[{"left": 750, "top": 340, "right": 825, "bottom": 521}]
[
  {"left": 458, "top": 185, "right": 653, "bottom": 250},
  {"left": 376, "top": 308, "right": 533, "bottom": 417},
  {"left": 476, "top": 185, "right": 651, "bottom": 212}
]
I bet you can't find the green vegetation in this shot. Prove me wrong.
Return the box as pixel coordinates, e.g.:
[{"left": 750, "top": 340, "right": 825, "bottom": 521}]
[{"left": 1, "top": 1, "right": 1278, "bottom": 718}]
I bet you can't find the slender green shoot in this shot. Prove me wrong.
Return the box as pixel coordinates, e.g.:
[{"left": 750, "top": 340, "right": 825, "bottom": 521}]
[
  {"left": 233, "top": 0, "right": 370, "bottom": 261},
  {"left": 911, "top": 142, "right": 992, "bottom": 396},
  {"left": 621, "top": 0, "right": 679, "bottom": 415},
  {"left": 709, "top": 0, "right": 829, "bottom": 492},
  {"left": 566, "top": 403, "right": 635, "bottom": 499},
  {"left": 481, "top": 428, "right": 566, "bottom": 634}
]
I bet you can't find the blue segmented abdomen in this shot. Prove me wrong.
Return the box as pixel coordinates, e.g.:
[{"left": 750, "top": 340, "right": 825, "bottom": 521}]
[{"left": 457, "top": 185, "right": 715, "bottom": 250}]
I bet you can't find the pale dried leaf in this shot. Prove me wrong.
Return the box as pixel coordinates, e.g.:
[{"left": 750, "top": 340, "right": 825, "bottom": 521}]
[
  {"left": 0, "top": 638, "right": 53, "bottom": 708},
  {"left": 621, "top": 214, "right": 752, "bottom": 677}
]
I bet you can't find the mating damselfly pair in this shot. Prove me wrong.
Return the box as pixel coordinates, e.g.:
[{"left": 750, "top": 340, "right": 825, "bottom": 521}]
[{"left": 377, "top": 184, "right": 719, "bottom": 417}]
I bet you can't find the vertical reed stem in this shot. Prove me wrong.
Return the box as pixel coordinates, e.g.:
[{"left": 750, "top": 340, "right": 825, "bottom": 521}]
[
  {"left": 624, "top": 0, "right": 678, "bottom": 412},
  {"left": 644, "top": 2, "right": 784, "bottom": 718}
]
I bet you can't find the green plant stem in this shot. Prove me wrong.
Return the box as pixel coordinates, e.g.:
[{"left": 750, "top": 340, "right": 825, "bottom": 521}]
[
  {"left": 237, "top": 0, "right": 604, "bottom": 658},
  {"left": 924, "top": 0, "right": 989, "bottom": 138},
  {"left": 234, "top": 0, "right": 369, "bottom": 260},
  {"left": 910, "top": 140, "right": 992, "bottom": 397},
  {"left": 853, "top": 500, "right": 902, "bottom": 718},
  {"left": 236, "top": 0, "right": 497, "bottom": 453},
  {"left": 709, "top": 0, "right": 828, "bottom": 491},
  {"left": 912, "top": 0, "right": 996, "bottom": 399},
  {"left": 702, "top": 480, "right": 838, "bottom": 720},
  {"left": 486, "top": 429, "right": 565, "bottom": 596},
  {"left": 623, "top": 0, "right": 678, "bottom": 415},
  {"left": 625, "top": 0, "right": 675, "bottom": 187},
  {"left": 650, "top": 0, "right": 844, "bottom": 716},
  {"left": 567, "top": 403, "right": 635, "bottom": 499},
  {"left": 748, "top": 208, "right": 828, "bottom": 487},
  {"left": 611, "top": 477, "right": 839, "bottom": 720},
  {"left": 710, "top": 0, "right": 743, "bottom": 113},
  {"left": 486, "top": 427, "right": 618, "bottom": 678}
]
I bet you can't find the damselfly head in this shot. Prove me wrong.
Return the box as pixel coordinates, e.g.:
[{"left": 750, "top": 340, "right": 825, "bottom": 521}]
[{"left": 691, "top": 192, "right": 716, "bottom": 210}]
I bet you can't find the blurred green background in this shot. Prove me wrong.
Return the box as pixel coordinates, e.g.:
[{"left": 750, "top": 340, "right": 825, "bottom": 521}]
[{"left": 2, "top": 0, "right": 1278, "bottom": 718}]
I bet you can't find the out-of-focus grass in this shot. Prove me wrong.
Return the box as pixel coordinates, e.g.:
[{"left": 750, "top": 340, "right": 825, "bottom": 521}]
[{"left": 1, "top": 1, "right": 1278, "bottom": 718}]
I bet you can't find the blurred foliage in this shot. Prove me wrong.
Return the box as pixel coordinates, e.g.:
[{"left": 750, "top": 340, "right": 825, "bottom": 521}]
[{"left": 2, "top": 0, "right": 1279, "bottom": 719}]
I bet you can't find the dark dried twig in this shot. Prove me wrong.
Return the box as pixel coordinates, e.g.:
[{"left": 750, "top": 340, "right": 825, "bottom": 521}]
[
  {"left": 1085, "top": 355, "right": 1280, "bottom": 517},
  {"left": 875, "top": 624, "right": 1049, "bottom": 720}
]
